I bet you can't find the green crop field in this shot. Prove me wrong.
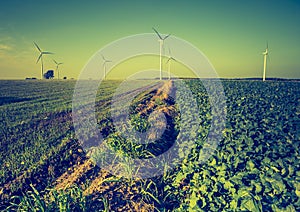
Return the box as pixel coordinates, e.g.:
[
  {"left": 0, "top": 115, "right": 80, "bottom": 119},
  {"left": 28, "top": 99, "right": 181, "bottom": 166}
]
[{"left": 0, "top": 79, "right": 299, "bottom": 211}]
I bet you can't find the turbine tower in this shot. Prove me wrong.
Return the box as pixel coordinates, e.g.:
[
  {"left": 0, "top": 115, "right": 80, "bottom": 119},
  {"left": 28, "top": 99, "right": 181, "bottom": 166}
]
[
  {"left": 152, "top": 27, "right": 170, "bottom": 80},
  {"left": 53, "top": 60, "right": 63, "bottom": 80},
  {"left": 166, "top": 48, "right": 176, "bottom": 80},
  {"left": 101, "top": 54, "right": 112, "bottom": 80},
  {"left": 34, "top": 42, "right": 53, "bottom": 79},
  {"left": 262, "top": 43, "right": 269, "bottom": 81}
]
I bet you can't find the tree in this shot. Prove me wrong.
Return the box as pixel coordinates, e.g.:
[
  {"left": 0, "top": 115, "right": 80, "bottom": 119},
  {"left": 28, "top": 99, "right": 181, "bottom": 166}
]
[{"left": 44, "top": 70, "right": 54, "bottom": 79}]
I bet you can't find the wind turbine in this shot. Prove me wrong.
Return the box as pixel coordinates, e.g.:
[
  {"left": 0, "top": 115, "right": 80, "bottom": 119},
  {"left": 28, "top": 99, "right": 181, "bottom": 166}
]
[
  {"left": 53, "top": 59, "right": 63, "bottom": 80},
  {"left": 34, "top": 42, "right": 53, "bottom": 79},
  {"left": 152, "top": 27, "right": 170, "bottom": 80},
  {"left": 262, "top": 42, "right": 269, "bottom": 81},
  {"left": 101, "top": 54, "right": 112, "bottom": 80},
  {"left": 166, "top": 48, "right": 176, "bottom": 80}
]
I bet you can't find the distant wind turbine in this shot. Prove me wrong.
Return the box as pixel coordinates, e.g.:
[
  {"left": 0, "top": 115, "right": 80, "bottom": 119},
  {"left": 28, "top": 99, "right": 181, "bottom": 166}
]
[
  {"left": 262, "top": 42, "right": 270, "bottom": 81},
  {"left": 34, "top": 42, "right": 53, "bottom": 79},
  {"left": 166, "top": 48, "right": 176, "bottom": 80},
  {"left": 53, "top": 59, "right": 63, "bottom": 80},
  {"left": 101, "top": 54, "right": 112, "bottom": 80},
  {"left": 152, "top": 27, "right": 170, "bottom": 80}
]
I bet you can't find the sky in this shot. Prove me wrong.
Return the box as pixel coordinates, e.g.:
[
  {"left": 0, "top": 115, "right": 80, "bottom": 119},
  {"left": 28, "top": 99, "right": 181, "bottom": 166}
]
[{"left": 0, "top": 0, "right": 300, "bottom": 79}]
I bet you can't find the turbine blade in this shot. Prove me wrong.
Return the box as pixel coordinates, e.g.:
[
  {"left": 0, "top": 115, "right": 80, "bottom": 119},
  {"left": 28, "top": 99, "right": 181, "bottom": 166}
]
[
  {"left": 152, "top": 27, "right": 163, "bottom": 40},
  {"left": 36, "top": 54, "right": 42, "bottom": 63},
  {"left": 53, "top": 59, "right": 58, "bottom": 64},
  {"left": 58, "top": 62, "right": 63, "bottom": 65},
  {"left": 101, "top": 54, "right": 106, "bottom": 61},
  {"left": 163, "top": 34, "right": 171, "bottom": 40},
  {"left": 33, "top": 42, "right": 42, "bottom": 52},
  {"left": 168, "top": 47, "right": 171, "bottom": 56},
  {"left": 42, "top": 51, "right": 54, "bottom": 55}
]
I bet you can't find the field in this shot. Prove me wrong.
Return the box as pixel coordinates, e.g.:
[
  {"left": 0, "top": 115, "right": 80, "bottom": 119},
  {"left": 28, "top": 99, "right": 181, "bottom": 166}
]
[{"left": 0, "top": 79, "right": 299, "bottom": 211}]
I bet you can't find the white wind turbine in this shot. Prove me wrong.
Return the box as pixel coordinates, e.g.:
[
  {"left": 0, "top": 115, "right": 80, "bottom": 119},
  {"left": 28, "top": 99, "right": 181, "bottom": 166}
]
[
  {"left": 152, "top": 27, "right": 170, "bottom": 80},
  {"left": 53, "top": 60, "right": 63, "bottom": 80},
  {"left": 166, "top": 48, "right": 176, "bottom": 80},
  {"left": 34, "top": 42, "right": 53, "bottom": 79},
  {"left": 101, "top": 54, "right": 112, "bottom": 80},
  {"left": 262, "top": 42, "right": 269, "bottom": 81}
]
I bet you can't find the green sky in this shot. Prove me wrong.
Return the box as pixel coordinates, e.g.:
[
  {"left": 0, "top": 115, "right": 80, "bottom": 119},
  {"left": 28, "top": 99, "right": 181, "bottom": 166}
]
[{"left": 0, "top": 0, "right": 299, "bottom": 79}]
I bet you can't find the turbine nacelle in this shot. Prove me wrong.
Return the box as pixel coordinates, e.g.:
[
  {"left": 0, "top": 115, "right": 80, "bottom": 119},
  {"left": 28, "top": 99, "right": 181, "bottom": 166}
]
[
  {"left": 36, "top": 52, "right": 53, "bottom": 63},
  {"left": 102, "top": 60, "right": 112, "bottom": 66},
  {"left": 153, "top": 27, "right": 170, "bottom": 40},
  {"left": 101, "top": 54, "right": 112, "bottom": 64},
  {"left": 53, "top": 59, "right": 63, "bottom": 66},
  {"left": 166, "top": 57, "right": 176, "bottom": 63}
]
